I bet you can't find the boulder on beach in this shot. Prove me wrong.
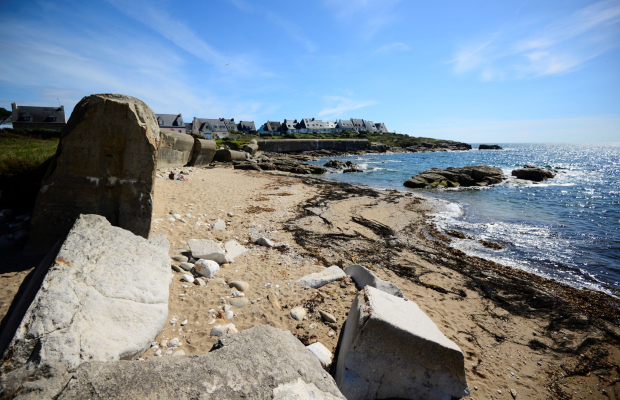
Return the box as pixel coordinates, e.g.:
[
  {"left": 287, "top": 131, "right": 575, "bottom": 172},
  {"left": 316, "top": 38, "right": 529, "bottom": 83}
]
[
  {"left": 479, "top": 144, "right": 502, "bottom": 150},
  {"left": 344, "top": 264, "right": 404, "bottom": 298},
  {"left": 298, "top": 265, "right": 347, "bottom": 289},
  {"left": 335, "top": 286, "right": 469, "bottom": 400},
  {"left": 511, "top": 165, "right": 556, "bottom": 182},
  {"left": 404, "top": 165, "right": 505, "bottom": 188}
]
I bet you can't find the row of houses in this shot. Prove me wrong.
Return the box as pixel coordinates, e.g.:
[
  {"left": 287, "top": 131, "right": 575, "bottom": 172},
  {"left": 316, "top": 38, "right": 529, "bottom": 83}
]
[{"left": 4, "top": 103, "right": 388, "bottom": 140}]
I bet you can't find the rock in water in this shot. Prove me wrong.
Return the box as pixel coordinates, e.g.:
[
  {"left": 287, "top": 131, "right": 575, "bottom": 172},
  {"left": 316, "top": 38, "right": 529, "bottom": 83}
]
[
  {"left": 306, "top": 342, "right": 333, "bottom": 367},
  {"left": 479, "top": 144, "right": 502, "bottom": 150},
  {"left": 511, "top": 165, "right": 556, "bottom": 182},
  {"left": 344, "top": 264, "right": 404, "bottom": 298},
  {"left": 188, "top": 239, "right": 226, "bottom": 263},
  {"left": 195, "top": 259, "right": 220, "bottom": 278},
  {"left": 26, "top": 94, "right": 159, "bottom": 255},
  {"left": 0, "top": 215, "right": 172, "bottom": 374},
  {"left": 404, "top": 165, "right": 505, "bottom": 188},
  {"left": 335, "top": 286, "right": 469, "bottom": 400},
  {"left": 298, "top": 265, "right": 347, "bottom": 289}
]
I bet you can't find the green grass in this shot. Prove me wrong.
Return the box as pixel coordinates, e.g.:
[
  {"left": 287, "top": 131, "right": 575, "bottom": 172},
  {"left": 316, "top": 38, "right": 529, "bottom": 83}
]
[{"left": 0, "top": 132, "right": 58, "bottom": 212}]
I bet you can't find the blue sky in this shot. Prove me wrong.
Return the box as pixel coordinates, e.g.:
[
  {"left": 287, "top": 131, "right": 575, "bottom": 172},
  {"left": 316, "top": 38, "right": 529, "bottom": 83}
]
[{"left": 1, "top": 0, "right": 619, "bottom": 142}]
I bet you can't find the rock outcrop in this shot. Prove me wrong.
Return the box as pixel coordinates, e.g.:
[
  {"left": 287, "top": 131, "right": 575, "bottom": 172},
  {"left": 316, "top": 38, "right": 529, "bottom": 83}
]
[
  {"left": 479, "top": 144, "right": 502, "bottom": 150},
  {"left": 511, "top": 165, "right": 557, "bottom": 182},
  {"left": 344, "top": 264, "right": 404, "bottom": 298},
  {"left": 404, "top": 165, "right": 505, "bottom": 188},
  {"left": 0, "top": 214, "right": 171, "bottom": 374},
  {"left": 324, "top": 159, "right": 363, "bottom": 173},
  {"left": 405, "top": 140, "right": 472, "bottom": 153},
  {"left": 234, "top": 155, "right": 328, "bottom": 174},
  {"left": 335, "top": 286, "right": 469, "bottom": 400},
  {"left": 26, "top": 94, "right": 159, "bottom": 255},
  {"left": 0, "top": 326, "right": 345, "bottom": 400}
]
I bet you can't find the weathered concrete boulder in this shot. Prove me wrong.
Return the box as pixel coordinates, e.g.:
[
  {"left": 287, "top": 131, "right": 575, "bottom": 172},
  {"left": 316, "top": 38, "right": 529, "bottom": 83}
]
[
  {"left": 511, "top": 165, "right": 556, "bottom": 182},
  {"left": 26, "top": 94, "right": 159, "bottom": 255},
  {"left": 298, "top": 265, "right": 347, "bottom": 289},
  {"left": 479, "top": 144, "right": 502, "bottom": 150},
  {"left": 344, "top": 264, "right": 404, "bottom": 298},
  {"left": 188, "top": 138, "right": 216, "bottom": 166},
  {"left": 335, "top": 286, "right": 469, "bottom": 400},
  {"left": 213, "top": 148, "right": 248, "bottom": 162},
  {"left": 0, "top": 214, "right": 171, "bottom": 374},
  {"left": 404, "top": 165, "right": 505, "bottom": 188},
  {"left": 188, "top": 239, "right": 226, "bottom": 263},
  {"left": 13, "top": 326, "right": 344, "bottom": 400},
  {"left": 242, "top": 142, "right": 259, "bottom": 156},
  {"left": 157, "top": 129, "right": 195, "bottom": 168}
]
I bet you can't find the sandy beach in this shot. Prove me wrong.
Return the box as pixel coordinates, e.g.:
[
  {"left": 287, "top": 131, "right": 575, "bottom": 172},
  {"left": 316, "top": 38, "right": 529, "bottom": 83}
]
[{"left": 143, "top": 165, "right": 619, "bottom": 400}]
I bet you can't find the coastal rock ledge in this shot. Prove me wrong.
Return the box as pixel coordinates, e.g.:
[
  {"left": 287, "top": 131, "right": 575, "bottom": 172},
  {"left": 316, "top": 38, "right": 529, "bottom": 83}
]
[
  {"left": 511, "top": 165, "right": 557, "bottom": 182},
  {"left": 404, "top": 165, "right": 505, "bottom": 188}
]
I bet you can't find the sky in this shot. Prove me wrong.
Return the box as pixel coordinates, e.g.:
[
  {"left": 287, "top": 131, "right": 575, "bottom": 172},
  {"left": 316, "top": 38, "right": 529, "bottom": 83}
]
[{"left": 1, "top": 0, "right": 619, "bottom": 142}]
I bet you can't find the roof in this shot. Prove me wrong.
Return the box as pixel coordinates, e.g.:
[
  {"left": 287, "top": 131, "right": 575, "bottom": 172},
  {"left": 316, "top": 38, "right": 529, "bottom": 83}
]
[
  {"left": 155, "top": 114, "right": 184, "bottom": 128},
  {"left": 238, "top": 121, "right": 256, "bottom": 130},
  {"left": 283, "top": 119, "right": 298, "bottom": 129},
  {"left": 264, "top": 121, "right": 282, "bottom": 131},
  {"left": 194, "top": 118, "right": 229, "bottom": 132},
  {"left": 338, "top": 119, "right": 354, "bottom": 128},
  {"left": 12, "top": 104, "right": 66, "bottom": 124},
  {"left": 301, "top": 118, "right": 326, "bottom": 129},
  {"left": 325, "top": 121, "right": 337, "bottom": 128},
  {"left": 221, "top": 118, "right": 237, "bottom": 131},
  {"left": 351, "top": 118, "right": 365, "bottom": 127}
]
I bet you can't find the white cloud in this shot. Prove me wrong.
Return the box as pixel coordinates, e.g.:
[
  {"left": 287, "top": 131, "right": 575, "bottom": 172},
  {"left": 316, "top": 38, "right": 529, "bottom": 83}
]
[
  {"left": 317, "top": 95, "right": 377, "bottom": 118},
  {"left": 452, "top": 0, "right": 620, "bottom": 80},
  {"left": 322, "top": 0, "right": 402, "bottom": 39},
  {"left": 375, "top": 42, "right": 410, "bottom": 54}
]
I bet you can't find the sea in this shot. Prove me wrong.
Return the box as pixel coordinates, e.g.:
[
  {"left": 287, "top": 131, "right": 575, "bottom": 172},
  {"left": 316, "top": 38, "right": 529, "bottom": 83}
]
[{"left": 307, "top": 143, "right": 620, "bottom": 296}]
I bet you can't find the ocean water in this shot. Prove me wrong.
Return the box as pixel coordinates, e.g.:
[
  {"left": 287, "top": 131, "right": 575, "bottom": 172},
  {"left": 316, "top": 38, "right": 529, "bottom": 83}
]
[{"left": 308, "top": 143, "right": 620, "bottom": 295}]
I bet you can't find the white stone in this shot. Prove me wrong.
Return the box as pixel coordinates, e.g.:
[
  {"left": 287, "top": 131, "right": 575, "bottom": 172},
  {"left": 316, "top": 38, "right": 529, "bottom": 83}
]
[
  {"left": 212, "top": 220, "right": 226, "bottom": 231},
  {"left": 298, "top": 266, "right": 347, "bottom": 289},
  {"left": 181, "top": 274, "right": 194, "bottom": 283},
  {"left": 209, "top": 323, "right": 238, "bottom": 337},
  {"left": 195, "top": 259, "right": 220, "bottom": 278},
  {"left": 255, "top": 237, "right": 275, "bottom": 247},
  {"left": 188, "top": 239, "right": 226, "bottom": 263},
  {"left": 290, "top": 307, "right": 307, "bottom": 321},
  {"left": 0, "top": 215, "right": 172, "bottom": 372},
  {"left": 344, "top": 264, "right": 404, "bottom": 298},
  {"left": 168, "top": 338, "right": 180, "bottom": 347},
  {"left": 155, "top": 349, "right": 162, "bottom": 357},
  {"left": 224, "top": 240, "right": 248, "bottom": 263},
  {"left": 335, "top": 286, "right": 469, "bottom": 400},
  {"left": 181, "top": 319, "right": 188, "bottom": 326},
  {"left": 306, "top": 342, "right": 333, "bottom": 367},
  {"left": 225, "top": 311, "right": 234, "bottom": 319},
  {"left": 179, "top": 262, "right": 194, "bottom": 271}
]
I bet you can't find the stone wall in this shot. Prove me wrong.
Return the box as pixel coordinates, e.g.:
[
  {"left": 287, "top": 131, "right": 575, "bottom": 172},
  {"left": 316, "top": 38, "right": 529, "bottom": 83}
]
[
  {"left": 157, "top": 129, "right": 195, "bottom": 169},
  {"left": 257, "top": 139, "right": 368, "bottom": 153},
  {"left": 25, "top": 94, "right": 159, "bottom": 255}
]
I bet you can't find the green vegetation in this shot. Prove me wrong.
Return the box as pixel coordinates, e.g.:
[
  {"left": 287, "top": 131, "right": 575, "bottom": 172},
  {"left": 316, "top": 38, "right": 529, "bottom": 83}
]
[
  {"left": 0, "top": 132, "right": 58, "bottom": 212},
  {"left": 0, "top": 107, "right": 11, "bottom": 121}
]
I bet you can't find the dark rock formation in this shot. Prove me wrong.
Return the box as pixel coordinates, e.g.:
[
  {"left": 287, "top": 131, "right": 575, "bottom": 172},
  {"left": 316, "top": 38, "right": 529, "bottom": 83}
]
[
  {"left": 404, "top": 165, "right": 505, "bottom": 188},
  {"left": 324, "top": 160, "right": 363, "bottom": 173},
  {"left": 26, "top": 94, "right": 159, "bottom": 255},
  {"left": 405, "top": 140, "right": 472, "bottom": 153},
  {"left": 234, "top": 155, "right": 327, "bottom": 175},
  {"left": 511, "top": 165, "right": 556, "bottom": 182},
  {"left": 479, "top": 144, "right": 502, "bottom": 150}
]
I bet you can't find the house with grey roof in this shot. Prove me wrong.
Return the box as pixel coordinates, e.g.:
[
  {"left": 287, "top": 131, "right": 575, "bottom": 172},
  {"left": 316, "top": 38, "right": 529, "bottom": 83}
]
[
  {"left": 337, "top": 119, "right": 355, "bottom": 131},
  {"left": 156, "top": 113, "right": 185, "bottom": 133},
  {"left": 283, "top": 119, "right": 299, "bottom": 133},
  {"left": 11, "top": 102, "right": 66, "bottom": 131},
  {"left": 350, "top": 118, "right": 365, "bottom": 132},
  {"left": 363, "top": 120, "right": 378, "bottom": 133},
  {"left": 374, "top": 122, "right": 388, "bottom": 133},
  {"left": 299, "top": 118, "right": 327, "bottom": 133},
  {"left": 221, "top": 118, "right": 237, "bottom": 133},
  {"left": 263, "top": 121, "right": 282, "bottom": 134},
  {"left": 192, "top": 117, "right": 229, "bottom": 139},
  {"left": 237, "top": 121, "right": 256, "bottom": 134},
  {"left": 325, "top": 121, "right": 338, "bottom": 132}
]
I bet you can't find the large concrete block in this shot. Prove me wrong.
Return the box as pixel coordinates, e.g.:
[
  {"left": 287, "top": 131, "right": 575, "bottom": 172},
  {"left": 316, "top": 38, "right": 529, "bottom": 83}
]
[
  {"left": 188, "top": 138, "right": 216, "bottom": 166},
  {"left": 26, "top": 94, "right": 159, "bottom": 255},
  {"left": 344, "top": 264, "right": 404, "bottom": 298},
  {"left": 213, "top": 148, "right": 248, "bottom": 162},
  {"left": 0, "top": 326, "right": 345, "bottom": 400},
  {"left": 1, "top": 214, "right": 171, "bottom": 374},
  {"left": 157, "top": 129, "right": 195, "bottom": 168},
  {"left": 335, "top": 286, "right": 469, "bottom": 400}
]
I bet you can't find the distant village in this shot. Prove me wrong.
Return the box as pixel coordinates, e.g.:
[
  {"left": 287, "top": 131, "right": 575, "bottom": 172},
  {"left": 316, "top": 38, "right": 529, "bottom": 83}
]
[{"left": 4, "top": 102, "right": 389, "bottom": 139}]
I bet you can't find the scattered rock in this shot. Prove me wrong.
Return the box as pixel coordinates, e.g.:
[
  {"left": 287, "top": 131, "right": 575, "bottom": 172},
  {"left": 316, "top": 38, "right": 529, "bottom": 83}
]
[
  {"left": 511, "top": 165, "right": 556, "bottom": 182},
  {"left": 212, "top": 220, "right": 226, "bottom": 231},
  {"left": 171, "top": 265, "right": 183, "bottom": 273},
  {"left": 344, "top": 264, "right": 405, "bottom": 298},
  {"left": 179, "top": 262, "right": 194, "bottom": 271},
  {"left": 335, "top": 286, "right": 469, "bottom": 400},
  {"left": 168, "top": 338, "right": 180, "bottom": 347},
  {"left": 171, "top": 255, "right": 188, "bottom": 263},
  {"left": 404, "top": 165, "right": 505, "bottom": 188},
  {"left": 172, "top": 350, "right": 185, "bottom": 356},
  {"left": 298, "top": 265, "right": 347, "bottom": 289},
  {"left": 255, "top": 236, "right": 275, "bottom": 247},
  {"left": 230, "top": 298, "right": 249, "bottom": 308},
  {"left": 195, "top": 259, "right": 220, "bottom": 278},
  {"left": 319, "top": 310, "right": 337, "bottom": 323},
  {"left": 188, "top": 239, "right": 226, "bottom": 263},
  {"left": 229, "top": 281, "right": 250, "bottom": 292},
  {"left": 194, "top": 277, "right": 207, "bottom": 286},
  {"left": 291, "top": 307, "right": 307, "bottom": 321},
  {"left": 210, "top": 323, "right": 238, "bottom": 337},
  {"left": 306, "top": 342, "right": 333, "bottom": 368},
  {"left": 268, "top": 293, "right": 281, "bottom": 310},
  {"left": 223, "top": 240, "right": 248, "bottom": 263},
  {"left": 510, "top": 388, "right": 517, "bottom": 398},
  {"left": 181, "top": 274, "right": 195, "bottom": 283}
]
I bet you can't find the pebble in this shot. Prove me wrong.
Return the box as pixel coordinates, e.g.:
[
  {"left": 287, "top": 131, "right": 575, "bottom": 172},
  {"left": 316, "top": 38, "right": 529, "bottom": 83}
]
[
  {"left": 171, "top": 255, "right": 188, "bottom": 263},
  {"left": 181, "top": 319, "right": 188, "bottom": 326},
  {"left": 155, "top": 350, "right": 162, "bottom": 357},
  {"left": 290, "top": 307, "right": 307, "bottom": 321},
  {"left": 179, "top": 262, "right": 194, "bottom": 271},
  {"left": 171, "top": 265, "right": 184, "bottom": 273},
  {"left": 510, "top": 388, "right": 517, "bottom": 398},
  {"left": 195, "top": 259, "right": 220, "bottom": 278},
  {"left": 227, "top": 212, "right": 233, "bottom": 217},
  {"left": 165, "top": 350, "right": 173, "bottom": 355},
  {"left": 230, "top": 298, "right": 249, "bottom": 308},
  {"left": 255, "top": 237, "right": 275, "bottom": 247},
  {"left": 173, "top": 350, "right": 185, "bottom": 356},
  {"left": 310, "top": 323, "right": 317, "bottom": 329},
  {"left": 194, "top": 277, "right": 207, "bottom": 286},
  {"left": 212, "top": 220, "right": 226, "bottom": 231},
  {"left": 328, "top": 331, "right": 335, "bottom": 337},
  {"left": 210, "top": 323, "right": 238, "bottom": 337},
  {"left": 225, "top": 311, "right": 234, "bottom": 319},
  {"left": 220, "top": 263, "right": 230, "bottom": 269},
  {"left": 267, "top": 293, "right": 281, "bottom": 310},
  {"left": 497, "top": 390, "right": 502, "bottom": 394},
  {"left": 160, "top": 339, "right": 168, "bottom": 347},
  {"left": 231, "top": 291, "right": 245, "bottom": 298},
  {"left": 169, "top": 319, "right": 177, "bottom": 325},
  {"left": 169, "top": 338, "right": 180, "bottom": 347},
  {"left": 181, "top": 274, "right": 195, "bottom": 283},
  {"left": 229, "top": 281, "right": 250, "bottom": 292},
  {"left": 223, "top": 305, "right": 231, "bottom": 311},
  {"left": 319, "top": 310, "right": 337, "bottom": 323}
]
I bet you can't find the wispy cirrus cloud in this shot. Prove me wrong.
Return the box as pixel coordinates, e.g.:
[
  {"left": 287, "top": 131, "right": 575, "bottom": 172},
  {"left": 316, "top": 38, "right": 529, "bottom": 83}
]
[
  {"left": 322, "top": 0, "right": 402, "bottom": 39},
  {"left": 317, "top": 95, "right": 377, "bottom": 118},
  {"left": 452, "top": 0, "right": 620, "bottom": 80},
  {"left": 375, "top": 42, "right": 410, "bottom": 54}
]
